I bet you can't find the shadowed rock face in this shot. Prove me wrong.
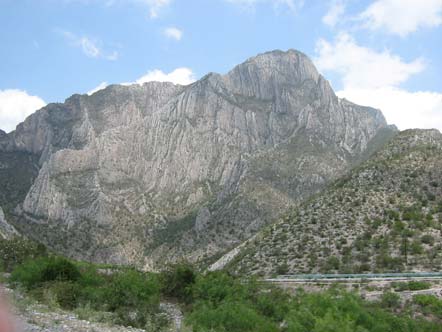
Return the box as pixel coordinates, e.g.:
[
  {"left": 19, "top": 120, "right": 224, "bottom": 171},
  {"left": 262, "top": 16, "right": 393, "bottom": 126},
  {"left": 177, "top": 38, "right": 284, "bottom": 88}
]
[{"left": 0, "top": 50, "right": 394, "bottom": 269}]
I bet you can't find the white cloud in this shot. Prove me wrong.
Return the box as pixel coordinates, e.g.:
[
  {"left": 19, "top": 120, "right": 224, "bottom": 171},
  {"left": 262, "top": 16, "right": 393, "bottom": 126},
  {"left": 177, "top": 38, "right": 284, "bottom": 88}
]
[
  {"left": 0, "top": 90, "right": 46, "bottom": 133},
  {"left": 359, "top": 0, "right": 442, "bottom": 37},
  {"left": 225, "top": 0, "right": 302, "bottom": 12},
  {"left": 130, "top": 67, "right": 196, "bottom": 85},
  {"left": 163, "top": 27, "right": 183, "bottom": 41},
  {"left": 87, "top": 82, "right": 108, "bottom": 95},
  {"left": 142, "top": 0, "right": 171, "bottom": 18},
  {"left": 86, "top": 68, "right": 196, "bottom": 94},
  {"left": 322, "top": 0, "right": 346, "bottom": 27},
  {"left": 337, "top": 87, "right": 442, "bottom": 131},
  {"left": 315, "top": 33, "right": 442, "bottom": 131},
  {"left": 79, "top": 36, "right": 100, "bottom": 57},
  {"left": 65, "top": 0, "right": 172, "bottom": 18},
  {"left": 58, "top": 30, "right": 119, "bottom": 61},
  {"left": 315, "top": 33, "right": 424, "bottom": 89}
]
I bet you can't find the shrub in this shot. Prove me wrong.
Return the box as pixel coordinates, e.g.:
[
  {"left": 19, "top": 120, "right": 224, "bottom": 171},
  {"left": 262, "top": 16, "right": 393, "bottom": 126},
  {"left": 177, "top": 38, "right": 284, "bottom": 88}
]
[
  {"left": 188, "top": 301, "right": 279, "bottom": 332},
  {"left": 276, "top": 262, "right": 289, "bottom": 275},
  {"left": 41, "top": 257, "right": 81, "bottom": 283},
  {"left": 51, "top": 281, "right": 81, "bottom": 309},
  {"left": 322, "top": 256, "right": 340, "bottom": 272},
  {"left": 421, "top": 234, "right": 434, "bottom": 245},
  {"left": 103, "top": 269, "right": 160, "bottom": 311},
  {"left": 160, "top": 262, "right": 196, "bottom": 303},
  {"left": 413, "top": 294, "right": 442, "bottom": 318},
  {"left": 380, "top": 292, "right": 400, "bottom": 308},
  {"left": 392, "top": 281, "right": 431, "bottom": 291},
  {"left": 0, "top": 237, "right": 47, "bottom": 272},
  {"left": 11, "top": 256, "right": 80, "bottom": 289},
  {"left": 192, "top": 271, "right": 240, "bottom": 305},
  {"left": 410, "top": 241, "right": 423, "bottom": 255}
]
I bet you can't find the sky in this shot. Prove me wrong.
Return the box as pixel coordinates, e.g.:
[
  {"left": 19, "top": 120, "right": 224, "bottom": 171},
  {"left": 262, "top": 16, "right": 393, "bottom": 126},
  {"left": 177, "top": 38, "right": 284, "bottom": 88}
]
[{"left": 0, "top": 0, "right": 441, "bottom": 133}]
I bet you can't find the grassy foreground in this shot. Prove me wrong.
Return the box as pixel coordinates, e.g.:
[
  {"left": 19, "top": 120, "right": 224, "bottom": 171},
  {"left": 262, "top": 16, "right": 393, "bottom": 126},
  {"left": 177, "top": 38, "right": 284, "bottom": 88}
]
[{"left": 1, "top": 237, "right": 442, "bottom": 332}]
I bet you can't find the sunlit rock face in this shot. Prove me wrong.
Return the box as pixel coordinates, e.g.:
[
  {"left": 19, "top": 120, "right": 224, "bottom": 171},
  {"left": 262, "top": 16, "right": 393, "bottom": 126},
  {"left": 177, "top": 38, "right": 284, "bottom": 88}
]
[{"left": 0, "top": 50, "right": 394, "bottom": 269}]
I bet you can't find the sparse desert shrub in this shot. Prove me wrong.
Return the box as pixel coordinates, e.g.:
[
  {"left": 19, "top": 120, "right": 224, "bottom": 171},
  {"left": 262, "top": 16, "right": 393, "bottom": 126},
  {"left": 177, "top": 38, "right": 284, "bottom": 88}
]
[
  {"left": 392, "top": 281, "right": 431, "bottom": 292},
  {"left": 421, "top": 234, "right": 434, "bottom": 245},
  {"left": 380, "top": 292, "right": 400, "bottom": 308},
  {"left": 0, "top": 237, "right": 47, "bottom": 272}
]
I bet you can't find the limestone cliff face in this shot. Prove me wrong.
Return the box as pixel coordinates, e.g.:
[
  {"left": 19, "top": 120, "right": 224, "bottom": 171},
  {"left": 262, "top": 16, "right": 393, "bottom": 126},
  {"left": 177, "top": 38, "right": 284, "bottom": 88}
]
[
  {"left": 0, "top": 207, "right": 18, "bottom": 239},
  {"left": 0, "top": 50, "right": 394, "bottom": 268}
]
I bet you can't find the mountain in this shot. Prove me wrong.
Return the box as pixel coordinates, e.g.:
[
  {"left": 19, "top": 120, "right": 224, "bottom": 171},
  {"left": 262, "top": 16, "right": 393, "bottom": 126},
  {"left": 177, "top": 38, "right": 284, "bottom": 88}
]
[
  {"left": 0, "top": 50, "right": 394, "bottom": 269},
  {"left": 225, "top": 129, "right": 442, "bottom": 276},
  {"left": 0, "top": 207, "right": 18, "bottom": 239}
]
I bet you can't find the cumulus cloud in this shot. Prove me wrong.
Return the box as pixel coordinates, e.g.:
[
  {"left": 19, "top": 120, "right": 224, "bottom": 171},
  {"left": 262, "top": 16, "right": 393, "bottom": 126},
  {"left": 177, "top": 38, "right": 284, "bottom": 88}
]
[
  {"left": 322, "top": 0, "right": 346, "bottom": 27},
  {"left": 163, "top": 27, "right": 183, "bottom": 41},
  {"left": 0, "top": 90, "right": 46, "bottom": 133},
  {"left": 87, "top": 82, "right": 108, "bottom": 95},
  {"left": 359, "top": 0, "right": 442, "bottom": 36},
  {"left": 336, "top": 87, "right": 442, "bottom": 131},
  {"left": 57, "top": 30, "right": 119, "bottom": 60},
  {"left": 225, "top": 0, "right": 303, "bottom": 12},
  {"left": 142, "top": 0, "right": 172, "bottom": 18},
  {"left": 315, "top": 33, "right": 424, "bottom": 89},
  {"left": 87, "top": 68, "right": 196, "bottom": 95},
  {"left": 130, "top": 67, "right": 196, "bottom": 85},
  {"left": 315, "top": 33, "right": 442, "bottom": 131}
]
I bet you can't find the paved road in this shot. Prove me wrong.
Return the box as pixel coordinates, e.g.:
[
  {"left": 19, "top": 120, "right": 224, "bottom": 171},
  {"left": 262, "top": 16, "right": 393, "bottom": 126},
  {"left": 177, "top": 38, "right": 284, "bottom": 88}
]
[{"left": 265, "top": 272, "right": 442, "bottom": 283}]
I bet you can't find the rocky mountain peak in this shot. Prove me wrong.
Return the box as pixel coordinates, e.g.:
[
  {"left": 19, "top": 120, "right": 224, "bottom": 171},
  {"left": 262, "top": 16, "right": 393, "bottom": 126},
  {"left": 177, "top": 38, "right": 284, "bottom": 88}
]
[
  {"left": 0, "top": 49, "right": 395, "bottom": 268},
  {"left": 224, "top": 49, "right": 322, "bottom": 99}
]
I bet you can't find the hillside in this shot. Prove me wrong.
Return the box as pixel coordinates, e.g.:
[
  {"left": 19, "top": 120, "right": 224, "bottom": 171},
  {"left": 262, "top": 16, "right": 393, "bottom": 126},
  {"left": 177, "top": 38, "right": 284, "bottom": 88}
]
[
  {"left": 226, "top": 129, "right": 442, "bottom": 276},
  {"left": 0, "top": 50, "right": 393, "bottom": 268}
]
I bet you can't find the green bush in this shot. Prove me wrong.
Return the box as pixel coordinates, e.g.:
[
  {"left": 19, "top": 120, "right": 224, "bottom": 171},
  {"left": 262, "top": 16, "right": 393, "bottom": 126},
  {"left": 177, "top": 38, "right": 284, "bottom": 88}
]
[
  {"left": 160, "top": 262, "right": 196, "bottom": 303},
  {"left": 380, "top": 292, "right": 401, "bottom": 308},
  {"left": 41, "top": 257, "right": 81, "bottom": 283},
  {"left": 0, "top": 237, "right": 46, "bottom": 272},
  {"left": 392, "top": 281, "right": 431, "bottom": 291},
  {"left": 11, "top": 256, "right": 80, "bottom": 289},
  {"left": 188, "top": 301, "right": 279, "bottom": 332},
  {"left": 421, "top": 235, "right": 434, "bottom": 245},
  {"left": 103, "top": 269, "right": 160, "bottom": 311},
  {"left": 413, "top": 294, "right": 442, "bottom": 318},
  {"left": 51, "top": 281, "right": 81, "bottom": 309},
  {"left": 192, "top": 271, "right": 240, "bottom": 305}
]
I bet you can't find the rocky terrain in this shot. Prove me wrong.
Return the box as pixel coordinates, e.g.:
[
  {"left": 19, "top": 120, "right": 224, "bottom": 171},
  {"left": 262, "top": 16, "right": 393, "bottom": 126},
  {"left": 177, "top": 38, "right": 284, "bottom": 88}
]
[
  {"left": 225, "top": 129, "right": 442, "bottom": 276},
  {"left": 0, "top": 49, "right": 394, "bottom": 269},
  {"left": 0, "top": 207, "right": 18, "bottom": 239}
]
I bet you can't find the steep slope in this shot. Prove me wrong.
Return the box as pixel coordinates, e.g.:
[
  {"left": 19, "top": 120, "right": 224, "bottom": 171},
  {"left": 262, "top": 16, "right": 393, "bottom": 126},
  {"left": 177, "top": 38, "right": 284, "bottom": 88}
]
[
  {"left": 0, "top": 50, "right": 393, "bottom": 268},
  {"left": 0, "top": 207, "right": 18, "bottom": 239},
  {"left": 226, "top": 129, "right": 442, "bottom": 276}
]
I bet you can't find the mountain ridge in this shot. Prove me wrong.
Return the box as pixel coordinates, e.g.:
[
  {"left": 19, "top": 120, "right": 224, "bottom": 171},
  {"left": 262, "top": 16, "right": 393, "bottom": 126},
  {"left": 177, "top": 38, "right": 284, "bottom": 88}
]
[
  {"left": 0, "top": 49, "right": 395, "bottom": 269},
  {"left": 225, "top": 128, "right": 442, "bottom": 275}
]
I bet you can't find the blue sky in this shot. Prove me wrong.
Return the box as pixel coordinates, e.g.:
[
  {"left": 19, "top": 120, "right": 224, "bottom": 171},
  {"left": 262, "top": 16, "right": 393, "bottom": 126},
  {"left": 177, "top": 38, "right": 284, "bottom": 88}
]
[{"left": 0, "top": 0, "right": 441, "bottom": 132}]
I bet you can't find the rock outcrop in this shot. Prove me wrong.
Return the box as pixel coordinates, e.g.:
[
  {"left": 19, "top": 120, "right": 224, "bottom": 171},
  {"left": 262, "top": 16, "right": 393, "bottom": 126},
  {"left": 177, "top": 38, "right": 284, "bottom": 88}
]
[
  {"left": 0, "top": 207, "right": 18, "bottom": 239},
  {"left": 0, "top": 50, "right": 395, "bottom": 268}
]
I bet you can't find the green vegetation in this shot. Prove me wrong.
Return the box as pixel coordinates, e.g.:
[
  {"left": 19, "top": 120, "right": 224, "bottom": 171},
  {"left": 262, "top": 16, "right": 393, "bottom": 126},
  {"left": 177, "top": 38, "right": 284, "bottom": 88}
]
[
  {"left": 11, "top": 256, "right": 80, "bottom": 289},
  {"left": 413, "top": 294, "right": 442, "bottom": 319},
  {"left": 392, "top": 281, "right": 431, "bottom": 291},
  {"left": 230, "top": 130, "right": 442, "bottom": 276},
  {"left": 0, "top": 236, "right": 47, "bottom": 272},
  {"left": 3, "top": 238, "right": 442, "bottom": 331},
  {"left": 9, "top": 257, "right": 164, "bottom": 329}
]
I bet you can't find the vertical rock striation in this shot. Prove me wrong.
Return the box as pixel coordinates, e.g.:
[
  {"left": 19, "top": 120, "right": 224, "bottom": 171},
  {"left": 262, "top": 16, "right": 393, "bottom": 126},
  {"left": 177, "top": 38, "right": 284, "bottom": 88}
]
[{"left": 0, "top": 50, "right": 395, "bottom": 268}]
